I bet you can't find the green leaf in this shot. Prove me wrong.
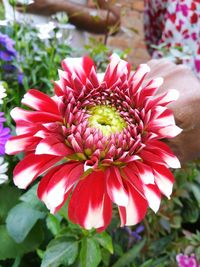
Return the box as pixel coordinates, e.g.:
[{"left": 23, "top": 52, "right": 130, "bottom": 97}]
[
  {"left": 94, "top": 231, "right": 113, "bottom": 253},
  {"left": 6, "top": 202, "right": 45, "bottom": 243},
  {"left": 140, "top": 259, "right": 154, "bottom": 267},
  {"left": 111, "top": 239, "right": 146, "bottom": 267},
  {"left": 181, "top": 200, "right": 199, "bottom": 223},
  {"left": 189, "top": 183, "right": 200, "bottom": 207},
  {"left": 46, "top": 214, "right": 61, "bottom": 236},
  {"left": 41, "top": 237, "right": 79, "bottom": 267},
  {"left": 80, "top": 237, "right": 101, "bottom": 267},
  {"left": 0, "top": 222, "right": 44, "bottom": 260},
  {"left": 20, "top": 183, "right": 47, "bottom": 211},
  {"left": 0, "top": 185, "right": 21, "bottom": 223}
]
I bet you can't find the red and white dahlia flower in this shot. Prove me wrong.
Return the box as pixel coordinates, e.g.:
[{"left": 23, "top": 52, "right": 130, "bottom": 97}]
[{"left": 6, "top": 54, "right": 182, "bottom": 230}]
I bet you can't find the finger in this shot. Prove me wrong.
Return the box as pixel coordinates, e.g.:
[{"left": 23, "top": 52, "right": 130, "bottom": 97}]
[
  {"left": 145, "top": 59, "right": 200, "bottom": 130},
  {"left": 166, "top": 128, "right": 200, "bottom": 164}
]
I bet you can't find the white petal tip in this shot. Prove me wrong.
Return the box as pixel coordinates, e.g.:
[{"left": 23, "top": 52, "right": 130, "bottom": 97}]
[
  {"left": 154, "top": 77, "right": 164, "bottom": 87},
  {"left": 140, "top": 64, "right": 151, "bottom": 73},
  {"left": 168, "top": 89, "right": 180, "bottom": 101}
]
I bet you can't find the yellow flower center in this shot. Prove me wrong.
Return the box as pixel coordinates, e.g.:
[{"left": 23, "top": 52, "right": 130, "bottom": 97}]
[{"left": 88, "top": 105, "right": 126, "bottom": 136}]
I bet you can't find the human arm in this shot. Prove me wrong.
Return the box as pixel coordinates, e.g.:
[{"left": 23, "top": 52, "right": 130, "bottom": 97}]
[
  {"left": 16, "top": 0, "right": 120, "bottom": 34},
  {"left": 145, "top": 59, "right": 200, "bottom": 164}
]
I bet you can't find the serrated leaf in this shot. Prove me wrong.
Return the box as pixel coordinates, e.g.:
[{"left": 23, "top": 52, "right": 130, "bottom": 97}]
[
  {"left": 6, "top": 202, "right": 45, "bottom": 243},
  {"left": 80, "top": 237, "right": 101, "bottom": 267},
  {"left": 111, "top": 239, "right": 146, "bottom": 267},
  {"left": 94, "top": 231, "right": 113, "bottom": 253},
  {"left": 0, "top": 222, "right": 44, "bottom": 260},
  {"left": 41, "top": 237, "right": 79, "bottom": 267}
]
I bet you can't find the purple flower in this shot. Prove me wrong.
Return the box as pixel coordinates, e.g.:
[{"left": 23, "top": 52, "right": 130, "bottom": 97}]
[
  {"left": 0, "top": 32, "right": 17, "bottom": 60},
  {"left": 0, "top": 123, "right": 10, "bottom": 155},
  {"left": 3, "top": 64, "right": 16, "bottom": 72},
  {"left": 17, "top": 71, "right": 23, "bottom": 84},
  {"left": 0, "top": 33, "right": 15, "bottom": 50},
  {"left": 176, "top": 254, "right": 200, "bottom": 267},
  {"left": 125, "top": 225, "right": 145, "bottom": 242},
  {"left": 0, "top": 112, "right": 6, "bottom": 123},
  {"left": 0, "top": 51, "right": 14, "bottom": 61}
]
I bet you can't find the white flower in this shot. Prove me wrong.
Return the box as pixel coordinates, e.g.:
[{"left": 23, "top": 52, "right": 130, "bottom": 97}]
[
  {"left": 0, "top": 157, "right": 8, "bottom": 185},
  {"left": 36, "top": 22, "right": 56, "bottom": 40},
  {"left": 0, "top": 82, "right": 7, "bottom": 104}
]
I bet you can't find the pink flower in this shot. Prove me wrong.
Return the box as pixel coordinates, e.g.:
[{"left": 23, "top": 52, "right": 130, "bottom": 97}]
[
  {"left": 6, "top": 55, "right": 182, "bottom": 230},
  {"left": 176, "top": 254, "right": 200, "bottom": 267}
]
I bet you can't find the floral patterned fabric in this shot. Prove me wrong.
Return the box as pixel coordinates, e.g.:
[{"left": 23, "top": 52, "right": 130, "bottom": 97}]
[{"left": 144, "top": 0, "right": 200, "bottom": 79}]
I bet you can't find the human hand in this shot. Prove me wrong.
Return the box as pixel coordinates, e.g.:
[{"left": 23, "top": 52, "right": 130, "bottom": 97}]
[
  {"left": 145, "top": 59, "right": 200, "bottom": 164},
  {"left": 16, "top": 0, "right": 58, "bottom": 16}
]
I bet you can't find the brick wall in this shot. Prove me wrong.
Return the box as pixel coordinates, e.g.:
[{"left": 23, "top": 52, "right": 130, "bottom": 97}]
[{"left": 108, "top": 0, "right": 150, "bottom": 67}]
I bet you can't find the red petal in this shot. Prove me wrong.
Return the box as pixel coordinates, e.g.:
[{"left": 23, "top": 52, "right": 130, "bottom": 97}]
[
  {"left": 123, "top": 166, "right": 161, "bottom": 212},
  {"left": 128, "top": 161, "right": 155, "bottom": 184},
  {"left": 13, "top": 154, "right": 62, "bottom": 189},
  {"left": 130, "top": 64, "right": 150, "bottom": 94},
  {"left": 5, "top": 134, "right": 40, "bottom": 155},
  {"left": 61, "top": 56, "right": 98, "bottom": 88},
  {"left": 157, "top": 125, "right": 182, "bottom": 138},
  {"left": 147, "top": 141, "right": 181, "bottom": 169},
  {"left": 104, "top": 54, "right": 131, "bottom": 87},
  {"left": 106, "top": 167, "right": 128, "bottom": 206},
  {"left": 135, "top": 77, "right": 163, "bottom": 106},
  {"left": 151, "top": 163, "right": 174, "bottom": 198},
  {"left": 68, "top": 170, "right": 112, "bottom": 230},
  {"left": 44, "top": 162, "right": 84, "bottom": 212},
  {"left": 35, "top": 137, "right": 73, "bottom": 156},
  {"left": 11, "top": 107, "right": 62, "bottom": 125},
  {"left": 142, "top": 184, "right": 161, "bottom": 213},
  {"left": 22, "top": 89, "right": 59, "bottom": 115},
  {"left": 119, "top": 181, "right": 148, "bottom": 226},
  {"left": 38, "top": 164, "right": 62, "bottom": 201}
]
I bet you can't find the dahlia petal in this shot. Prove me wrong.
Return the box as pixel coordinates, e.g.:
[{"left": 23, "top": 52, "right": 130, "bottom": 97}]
[
  {"left": 143, "top": 184, "right": 161, "bottom": 213},
  {"left": 149, "top": 109, "right": 176, "bottom": 128},
  {"left": 140, "top": 150, "right": 168, "bottom": 166},
  {"left": 54, "top": 80, "right": 64, "bottom": 96},
  {"left": 104, "top": 54, "right": 131, "bottom": 87},
  {"left": 44, "top": 162, "right": 84, "bottom": 211},
  {"left": 130, "top": 64, "right": 150, "bottom": 94},
  {"left": 156, "top": 89, "right": 179, "bottom": 106},
  {"left": 22, "top": 89, "right": 59, "bottom": 115},
  {"left": 61, "top": 56, "right": 97, "bottom": 87},
  {"left": 145, "top": 89, "right": 180, "bottom": 111},
  {"left": 157, "top": 125, "right": 182, "bottom": 138},
  {"left": 135, "top": 77, "right": 163, "bottom": 106},
  {"left": 97, "top": 73, "right": 104, "bottom": 83},
  {"left": 119, "top": 181, "right": 148, "bottom": 226},
  {"left": 37, "top": 164, "right": 61, "bottom": 202},
  {"left": 147, "top": 140, "right": 181, "bottom": 169},
  {"left": 5, "top": 134, "right": 40, "bottom": 155},
  {"left": 13, "top": 154, "right": 62, "bottom": 189},
  {"left": 68, "top": 171, "right": 112, "bottom": 230},
  {"left": 123, "top": 167, "right": 145, "bottom": 197},
  {"left": 128, "top": 161, "right": 155, "bottom": 184},
  {"left": 106, "top": 167, "right": 129, "bottom": 206},
  {"left": 152, "top": 164, "right": 174, "bottom": 198},
  {"left": 14, "top": 120, "right": 41, "bottom": 136},
  {"left": 144, "top": 77, "right": 163, "bottom": 91},
  {"left": 11, "top": 108, "right": 62, "bottom": 124},
  {"left": 35, "top": 137, "right": 73, "bottom": 156},
  {"left": 123, "top": 166, "right": 161, "bottom": 212}
]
